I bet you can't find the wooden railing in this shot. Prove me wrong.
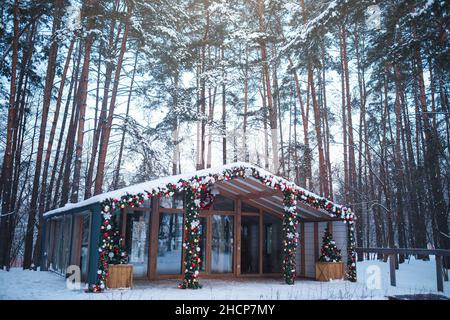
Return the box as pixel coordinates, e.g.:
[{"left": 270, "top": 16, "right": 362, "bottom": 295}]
[{"left": 355, "top": 247, "right": 450, "bottom": 292}]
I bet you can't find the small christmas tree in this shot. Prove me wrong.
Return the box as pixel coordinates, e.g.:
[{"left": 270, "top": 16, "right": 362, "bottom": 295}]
[
  {"left": 318, "top": 228, "right": 342, "bottom": 263},
  {"left": 108, "top": 229, "right": 128, "bottom": 264}
]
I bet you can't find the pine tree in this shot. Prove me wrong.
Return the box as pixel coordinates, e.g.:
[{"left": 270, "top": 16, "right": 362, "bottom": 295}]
[{"left": 318, "top": 228, "right": 342, "bottom": 263}]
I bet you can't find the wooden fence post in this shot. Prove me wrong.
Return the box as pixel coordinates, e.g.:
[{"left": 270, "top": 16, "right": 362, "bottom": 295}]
[
  {"left": 389, "top": 254, "right": 396, "bottom": 287},
  {"left": 436, "top": 255, "right": 444, "bottom": 292}
]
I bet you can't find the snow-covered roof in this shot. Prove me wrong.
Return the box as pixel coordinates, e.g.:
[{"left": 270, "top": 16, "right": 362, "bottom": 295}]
[{"left": 43, "top": 161, "right": 350, "bottom": 221}]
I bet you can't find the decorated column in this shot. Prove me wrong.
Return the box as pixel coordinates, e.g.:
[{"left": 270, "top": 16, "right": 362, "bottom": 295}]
[
  {"left": 282, "top": 186, "right": 298, "bottom": 285},
  {"left": 346, "top": 221, "right": 357, "bottom": 282},
  {"left": 179, "top": 185, "right": 202, "bottom": 289}
]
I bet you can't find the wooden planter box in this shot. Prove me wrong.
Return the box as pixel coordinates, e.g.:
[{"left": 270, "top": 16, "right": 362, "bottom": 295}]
[
  {"left": 106, "top": 264, "right": 133, "bottom": 289},
  {"left": 315, "top": 262, "right": 344, "bottom": 281}
]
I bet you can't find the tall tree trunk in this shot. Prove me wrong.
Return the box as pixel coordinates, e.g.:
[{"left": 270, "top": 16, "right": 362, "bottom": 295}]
[
  {"left": 257, "top": 0, "right": 278, "bottom": 173},
  {"left": 94, "top": 2, "right": 131, "bottom": 195},
  {"left": 288, "top": 57, "right": 310, "bottom": 188},
  {"left": 71, "top": 0, "right": 99, "bottom": 202},
  {"left": 57, "top": 41, "right": 83, "bottom": 208},
  {"left": 32, "top": 36, "right": 75, "bottom": 267},
  {"left": 412, "top": 24, "right": 448, "bottom": 252},
  {"left": 171, "top": 69, "right": 180, "bottom": 176},
  {"left": 242, "top": 49, "right": 249, "bottom": 162},
  {"left": 393, "top": 66, "right": 407, "bottom": 261},
  {"left": 221, "top": 46, "right": 227, "bottom": 165},
  {"left": 381, "top": 71, "right": 395, "bottom": 248},
  {"left": 113, "top": 52, "right": 138, "bottom": 188},
  {"left": 197, "top": 0, "right": 209, "bottom": 170},
  {"left": 342, "top": 25, "right": 356, "bottom": 206},
  {"left": 321, "top": 44, "right": 332, "bottom": 199},
  {"left": 0, "top": 0, "right": 20, "bottom": 269},
  {"left": 339, "top": 26, "right": 349, "bottom": 203},
  {"left": 23, "top": 0, "right": 63, "bottom": 269},
  {"left": 85, "top": 0, "right": 120, "bottom": 199},
  {"left": 309, "top": 67, "right": 327, "bottom": 196}
]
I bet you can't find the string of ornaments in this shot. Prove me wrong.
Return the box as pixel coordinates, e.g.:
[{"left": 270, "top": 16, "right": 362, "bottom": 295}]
[
  {"left": 318, "top": 227, "right": 342, "bottom": 263},
  {"left": 90, "top": 165, "right": 357, "bottom": 292}
]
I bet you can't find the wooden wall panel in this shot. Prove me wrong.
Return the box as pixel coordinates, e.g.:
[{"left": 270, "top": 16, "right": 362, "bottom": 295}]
[
  {"left": 303, "top": 222, "right": 315, "bottom": 278},
  {"left": 332, "top": 221, "right": 348, "bottom": 268}
]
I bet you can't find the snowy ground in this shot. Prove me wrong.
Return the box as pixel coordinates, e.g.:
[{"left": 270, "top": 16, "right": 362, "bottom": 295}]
[{"left": 0, "top": 257, "right": 448, "bottom": 300}]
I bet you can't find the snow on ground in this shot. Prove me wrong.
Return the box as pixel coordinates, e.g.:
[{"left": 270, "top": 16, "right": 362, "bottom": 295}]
[{"left": 0, "top": 257, "right": 448, "bottom": 300}]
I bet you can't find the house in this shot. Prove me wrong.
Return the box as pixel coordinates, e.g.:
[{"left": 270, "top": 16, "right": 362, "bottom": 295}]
[{"left": 41, "top": 162, "right": 356, "bottom": 291}]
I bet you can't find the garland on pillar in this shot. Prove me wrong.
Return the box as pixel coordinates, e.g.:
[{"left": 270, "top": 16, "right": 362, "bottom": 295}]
[
  {"left": 89, "top": 193, "right": 144, "bottom": 293},
  {"left": 281, "top": 186, "right": 298, "bottom": 285},
  {"left": 179, "top": 183, "right": 213, "bottom": 289},
  {"left": 345, "top": 222, "right": 357, "bottom": 282}
]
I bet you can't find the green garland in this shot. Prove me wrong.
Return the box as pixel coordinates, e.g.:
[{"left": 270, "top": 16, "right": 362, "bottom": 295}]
[
  {"left": 89, "top": 193, "right": 145, "bottom": 292},
  {"left": 318, "top": 227, "right": 342, "bottom": 263},
  {"left": 179, "top": 186, "right": 201, "bottom": 289},
  {"left": 282, "top": 186, "right": 298, "bottom": 284},
  {"left": 346, "top": 223, "right": 357, "bottom": 281}
]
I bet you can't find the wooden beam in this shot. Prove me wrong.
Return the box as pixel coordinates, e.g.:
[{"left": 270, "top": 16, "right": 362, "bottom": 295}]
[
  {"left": 390, "top": 254, "right": 396, "bottom": 286},
  {"left": 300, "top": 222, "right": 305, "bottom": 277},
  {"left": 247, "top": 198, "right": 282, "bottom": 217},
  {"left": 230, "top": 177, "right": 266, "bottom": 192},
  {"left": 259, "top": 209, "right": 264, "bottom": 275},
  {"left": 314, "top": 222, "right": 319, "bottom": 262},
  {"left": 239, "top": 189, "right": 276, "bottom": 200},
  {"left": 235, "top": 198, "right": 242, "bottom": 276},
  {"left": 436, "top": 255, "right": 444, "bottom": 292},
  {"left": 214, "top": 186, "right": 239, "bottom": 200},
  {"left": 148, "top": 197, "right": 159, "bottom": 280},
  {"left": 206, "top": 214, "right": 212, "bottom": 274},
  {"left": 217, "top": 181, "right": 251, "bottom": 196}
]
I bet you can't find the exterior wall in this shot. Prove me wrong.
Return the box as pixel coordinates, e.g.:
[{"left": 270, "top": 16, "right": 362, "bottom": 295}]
[
  {"left": 296, "top": 220, "right": 348, "bottom": 279},
  {"left": 332, "top": 221, "right": 348, "bottom": 269},
  {"left": 42, "top": 205, "right": 98, "bottom": 285},
  {"left": 303, "top": 222, "right": 315, "bottom": 278}
]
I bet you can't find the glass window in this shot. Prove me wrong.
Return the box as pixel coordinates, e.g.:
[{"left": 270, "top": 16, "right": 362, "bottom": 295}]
[
  {"left": 80, "top": 212, "right": 91, "bottom": 282},
  {"left": 160, "top": 194, "right": 184, "bottom": 209},
  {"left": 49, "top": 218, "right": 61, "bottom": 271},
  {"left": 157, "top": 213, "right": 183, "bottom": 274},
  {"left": 212, "top": 195, "right": 235, "bottom": 211},
  {"left": 263, "top": 213, "right": 282, "bottom": 273},
  {"left": 53, "top": 215, "right": 72, "bottom": 275},
  {"left": 241, "top": 216, "right": 259, "bottom": 274},
  {"left": 199, "top": 217, "right": 207, "bottom": 271},
  {"left": 211, "top": 215, "right": 234, "bottom": 273},
  {"left": 125, "top": 211, "right": 150, "bottom": 278},
  {"left": 241, "top": 202, "right": 259, "bottom": 213},
  {"left": 43, "top": 219, "right": 52, "bottom": 269}
]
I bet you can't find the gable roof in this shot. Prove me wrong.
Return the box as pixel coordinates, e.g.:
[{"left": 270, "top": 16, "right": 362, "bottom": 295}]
[{"left": 43, "top": 161, "right": 352, "bottom": 221}]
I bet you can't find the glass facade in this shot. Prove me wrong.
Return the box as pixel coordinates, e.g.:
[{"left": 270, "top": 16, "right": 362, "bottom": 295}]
[
  {"left": 211, "top": 215, "right": 234, "bottom": 273},
  {"left": 126, "top": 210, "right": 150, "bottom": 278},
  {"left": 263, "top": 213, "right": 282, "bottom": 273},
  {"left": 157, "top": 213, "right": 183, "bottom": 274},
  {"left": 47, "top": 214, "right": 73, "bottom": 275},
  {"left": 160, "top": 194, "right": 184, "bottom": 209},
  {"left": 80, "top": 212, "right": 91, "bottom": 281},
  {"left": 241, "top": 202, "right": 259, "bottom": 213},
  {"left": 43, "top": 190, "right": 286, "bottom": 281},
  {"left": 198, "top": 217, "right": 207, "bottom": 271},
  {"left": 241, "top": 215, "right": 260, "bottom": 274},
  {"left": 212, "top": 195, "right": 235, "bottom": 211}
]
